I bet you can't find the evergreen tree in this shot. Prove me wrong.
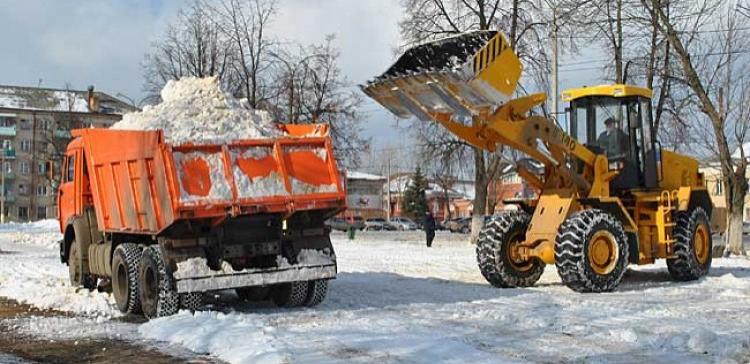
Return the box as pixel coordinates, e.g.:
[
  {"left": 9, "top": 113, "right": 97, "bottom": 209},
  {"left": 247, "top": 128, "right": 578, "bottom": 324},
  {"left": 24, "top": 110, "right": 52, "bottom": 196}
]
[{"left": 402, "top": 167, "right": 429, "bottom": 218}]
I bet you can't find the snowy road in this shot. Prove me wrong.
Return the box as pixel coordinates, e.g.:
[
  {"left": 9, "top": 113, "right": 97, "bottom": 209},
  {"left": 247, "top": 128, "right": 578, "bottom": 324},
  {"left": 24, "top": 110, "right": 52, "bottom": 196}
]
[{"left": 1, "top": 222, "right": 749, "bottom": 363}]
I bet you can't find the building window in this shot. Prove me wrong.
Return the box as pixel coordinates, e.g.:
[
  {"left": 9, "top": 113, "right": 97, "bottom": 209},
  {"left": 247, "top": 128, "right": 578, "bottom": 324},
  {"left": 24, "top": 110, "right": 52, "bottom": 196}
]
[
  {"left": 37, "top": 161, "right": 46, "bottom": 175},
  {"left": 0, "top": 117, "right": 15, "bottom": 127},
  {"left": 3, "top": 161, "right": 10, "bottom": 174},
  {"left": 36, "top": 185, "right": 47, "bottom": 196},
  {"left": 41, "top": 120, "right": 51, "bottom": 130},
  {"left": 19, "top": 120, "right": 30, "bottom": 130},
  {"left": 37, "top": 207, "right": 46, "bottom": 219},
  {"left": 17, "top": 206, "right": 28, "bottom": 220},
  {"left": 20, "top": 140, "right": 30, "bottom": 152},
  {"left": 20, "top": 161, "right": 29, "bottom": 175},
  {"left": 18, "top": 184, "right": 27, "bottom": 195},
  {"left": 714, "top": 179, "right": 723, "bottom": 196}
]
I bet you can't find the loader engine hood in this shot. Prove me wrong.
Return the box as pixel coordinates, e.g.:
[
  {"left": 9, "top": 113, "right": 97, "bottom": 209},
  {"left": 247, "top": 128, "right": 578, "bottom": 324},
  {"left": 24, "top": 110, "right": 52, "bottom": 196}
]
[{"left": 361, "top": 30, "right": 522, "bottom": 120}]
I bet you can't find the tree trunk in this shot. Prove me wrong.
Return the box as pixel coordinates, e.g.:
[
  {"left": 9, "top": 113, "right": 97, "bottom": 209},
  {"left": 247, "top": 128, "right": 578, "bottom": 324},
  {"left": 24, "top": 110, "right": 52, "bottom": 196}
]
[
  {"left": 724, "top": 168, "right": 748, "bottom": 255},
  {"left": 471, "top": 148, "right": 488, "bottom": 244}
]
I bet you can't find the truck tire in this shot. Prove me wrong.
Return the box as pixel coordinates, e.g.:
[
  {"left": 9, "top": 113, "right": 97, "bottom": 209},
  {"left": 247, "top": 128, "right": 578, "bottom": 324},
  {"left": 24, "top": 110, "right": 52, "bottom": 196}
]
[
  {"left": 270, "top": 281, "right": 309, "bottom": 307},
  {"left": 476, "top": 211, "right": 544, "bottom": 288},
  {"left": 304, "top": 280, "right": 328, "bottom": 307},
  {"left": 111, "top": 243, "right": 143, "bottom": 314},
  {"left": 668, "top": 207, "right": 712, "bottom": 281},
  {"left": 236, "top": 286, "right": 271, "bottom": 301},
  {"left": 555, "top": 209, "right": 629, "bottom": 293},
  {"left": 180, "top": 292, "right": 203, "bottom": 312},
  {"left": 68, "top": 239, "right": 96, "bottom": 290},
  {"left": 138, "top": 246, "right": 179, "bottom": 319}
]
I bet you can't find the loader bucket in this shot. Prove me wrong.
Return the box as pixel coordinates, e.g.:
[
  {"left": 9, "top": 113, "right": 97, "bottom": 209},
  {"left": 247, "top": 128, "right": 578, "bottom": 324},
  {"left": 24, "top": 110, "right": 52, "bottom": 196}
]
[{"left": 361, "top": 30, "right": 522, "bottom": 120}]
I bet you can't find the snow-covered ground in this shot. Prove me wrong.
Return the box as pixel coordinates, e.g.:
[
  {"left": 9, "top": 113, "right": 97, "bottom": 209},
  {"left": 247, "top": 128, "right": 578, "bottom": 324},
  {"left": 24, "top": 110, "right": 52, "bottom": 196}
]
[{"left": 1, "top": 222, "right": 749, "bottom": 363}]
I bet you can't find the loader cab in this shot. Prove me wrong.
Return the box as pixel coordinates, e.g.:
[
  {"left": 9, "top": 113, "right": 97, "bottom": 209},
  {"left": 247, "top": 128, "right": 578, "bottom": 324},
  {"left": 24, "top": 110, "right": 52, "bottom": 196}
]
[{"left": 564, "top": 84, "right": 659, "bottom": 191}]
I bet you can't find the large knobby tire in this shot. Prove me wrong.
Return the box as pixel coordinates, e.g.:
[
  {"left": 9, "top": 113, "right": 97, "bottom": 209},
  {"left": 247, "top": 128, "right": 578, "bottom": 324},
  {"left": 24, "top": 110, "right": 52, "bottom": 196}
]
[
  {"left": 476, "top": 211, "right": 545, "bottom": 288},
  {"left": 304, "top": 280, "right": 329, "bottom": 307},
  {"left": 668, "top": 207, "right": 712, "bottom": 281},
  {"left": 68, "top": 239, "right": 96, "bottom": 290},
  {"left": 138, "top": 246, "right": 179, "bottom": 319},
  {"left": 180, "top": 292, "right": 203, "bottom": 312},
  {"left": 270, "top": 281, "right": 310, "bottom": 308},
  {"left": 111, "top": 243, "right": 143, "bottom": 314},
  {"left": 555, "top": 209, "right": 629, "bottom": 293}
]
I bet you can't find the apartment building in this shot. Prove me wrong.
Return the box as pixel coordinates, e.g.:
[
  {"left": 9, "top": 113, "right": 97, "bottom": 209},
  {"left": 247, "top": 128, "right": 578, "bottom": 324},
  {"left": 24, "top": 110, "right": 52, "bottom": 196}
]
[{"left": 0, "top": 85, "right": 136, "bottom": 221}]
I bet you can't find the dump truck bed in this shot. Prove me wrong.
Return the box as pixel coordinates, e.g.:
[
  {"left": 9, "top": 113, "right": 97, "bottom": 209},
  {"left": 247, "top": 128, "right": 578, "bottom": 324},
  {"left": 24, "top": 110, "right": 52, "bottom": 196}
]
[{"left": 72, "top": 124, "right": 345, "bottom": 235}]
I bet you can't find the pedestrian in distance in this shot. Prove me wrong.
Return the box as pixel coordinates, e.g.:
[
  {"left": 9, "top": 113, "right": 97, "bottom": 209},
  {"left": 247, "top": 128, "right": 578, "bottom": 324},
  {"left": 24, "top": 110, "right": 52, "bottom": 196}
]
[{"left": 424, "top": 211, "right": 436, "bottom": 247}]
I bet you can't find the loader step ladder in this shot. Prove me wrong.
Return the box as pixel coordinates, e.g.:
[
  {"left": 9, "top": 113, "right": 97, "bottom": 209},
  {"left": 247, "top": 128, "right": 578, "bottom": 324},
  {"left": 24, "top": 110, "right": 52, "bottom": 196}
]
[{"left": 655, "top": 190, "right": 678, "bottom": 256}]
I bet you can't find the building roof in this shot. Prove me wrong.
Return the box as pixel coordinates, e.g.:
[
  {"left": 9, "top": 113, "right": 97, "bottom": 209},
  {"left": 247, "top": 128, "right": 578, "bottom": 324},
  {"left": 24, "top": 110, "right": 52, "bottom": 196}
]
[
  {"left": 347, "top": 171, "right": 386, "bottom": 181},
  {"left": 0, "top": 84, "right": 137, "bottom": 115},
  {"left": 385, "top": 174, "right": 473, "bottom": 200}
]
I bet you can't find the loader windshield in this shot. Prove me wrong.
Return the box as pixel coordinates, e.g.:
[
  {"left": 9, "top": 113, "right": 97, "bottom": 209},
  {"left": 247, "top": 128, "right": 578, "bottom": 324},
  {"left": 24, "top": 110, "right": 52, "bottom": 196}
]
[{"left": 570, "top": 96, "right": 637, "bottom": 162}]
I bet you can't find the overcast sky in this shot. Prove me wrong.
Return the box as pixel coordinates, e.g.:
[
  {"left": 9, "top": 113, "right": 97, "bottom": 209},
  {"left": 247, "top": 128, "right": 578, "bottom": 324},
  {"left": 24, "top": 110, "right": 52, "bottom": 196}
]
[{"left": 0, "top": 0, "right": 602, "bottom": 154}]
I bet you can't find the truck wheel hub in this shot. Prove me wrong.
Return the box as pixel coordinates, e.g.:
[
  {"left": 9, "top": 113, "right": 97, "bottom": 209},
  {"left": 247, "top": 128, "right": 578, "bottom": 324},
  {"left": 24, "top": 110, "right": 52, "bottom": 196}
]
[
  {"left": 588, "top": 231, "right": 618, "bottom": 275},
  {"left": 694, "top": 224, "right": 709, "bottom": 264}
]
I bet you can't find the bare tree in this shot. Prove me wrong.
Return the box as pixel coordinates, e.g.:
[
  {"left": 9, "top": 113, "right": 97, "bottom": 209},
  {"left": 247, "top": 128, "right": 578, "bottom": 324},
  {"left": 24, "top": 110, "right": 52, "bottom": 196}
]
[
  {"left": 269, "top": 36, "right": 369, "bottom": 168},
  {"left": 209, "top": 0, "right": 277, "bottom": 108},
  {"left": 142, "top": 0, "right": 233, "bottom": 101},
  {"left": 643, "top": 0, "right": 749, "bottom": 255}
]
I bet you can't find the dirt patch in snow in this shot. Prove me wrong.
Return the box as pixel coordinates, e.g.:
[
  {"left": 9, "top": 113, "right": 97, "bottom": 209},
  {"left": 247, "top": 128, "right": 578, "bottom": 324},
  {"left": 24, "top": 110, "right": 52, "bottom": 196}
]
[
  {"left": 111, "top": 77, "right": 281, "bottom": 145},
  {"left": 0, "top": 297, "right": 222, "bottom": 364}
]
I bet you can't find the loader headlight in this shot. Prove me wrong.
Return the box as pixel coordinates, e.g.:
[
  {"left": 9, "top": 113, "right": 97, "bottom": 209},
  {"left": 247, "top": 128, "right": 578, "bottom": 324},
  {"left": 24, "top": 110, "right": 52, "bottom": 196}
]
[{"left": 608, "top": 161, "right": 623, "bottom": 171}]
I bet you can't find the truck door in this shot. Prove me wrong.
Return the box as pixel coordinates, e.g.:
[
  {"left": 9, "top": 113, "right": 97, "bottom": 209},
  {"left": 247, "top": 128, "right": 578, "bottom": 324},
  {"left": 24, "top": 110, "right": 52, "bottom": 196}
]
[{"left": 57, "top": 151, "right": 78, "bottom": 226}]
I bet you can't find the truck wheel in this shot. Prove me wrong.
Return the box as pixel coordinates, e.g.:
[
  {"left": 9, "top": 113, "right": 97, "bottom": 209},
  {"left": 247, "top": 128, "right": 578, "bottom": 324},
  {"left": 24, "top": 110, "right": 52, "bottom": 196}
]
[
  {"left": 138, "top": 246, "right": 179, "bottom": 319},
  {"left": 304, "top": 280, "right": 328, "bottom": 307},
  {"left": 668, "top": 207, "right": 712, "bottom": 281},
  {"left": 111, "top": 243, "right": 143, "bottom": 314},
  {"left": 68, "top": 239, "right": 96, "bottom": 290},
  {"left": 236, "top": 286, "right": 271, "bottom": 301},
  {"left": 270, "top": 281, "right": 309, "bottom": 307},
  {"left": 555, "top": 209, "right": 629, "bottom": 293},
  {"left": 476, "top": 211, "right": 544, "bottom": 288},
  {"left": 180, "top": 292, "right": 203, "bottom": 312}
]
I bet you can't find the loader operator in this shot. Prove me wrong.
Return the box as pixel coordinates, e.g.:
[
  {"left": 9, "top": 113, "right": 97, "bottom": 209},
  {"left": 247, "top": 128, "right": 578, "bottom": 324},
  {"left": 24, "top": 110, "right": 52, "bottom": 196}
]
[{"left": 597, "top": 117, "right": 629, "bottom": 160}]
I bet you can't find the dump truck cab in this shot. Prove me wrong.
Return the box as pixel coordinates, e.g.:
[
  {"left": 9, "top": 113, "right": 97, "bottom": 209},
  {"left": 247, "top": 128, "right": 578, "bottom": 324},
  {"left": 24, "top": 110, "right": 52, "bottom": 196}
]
[{"left": 564, "top": 85, "right": 660, "bottom": 191}]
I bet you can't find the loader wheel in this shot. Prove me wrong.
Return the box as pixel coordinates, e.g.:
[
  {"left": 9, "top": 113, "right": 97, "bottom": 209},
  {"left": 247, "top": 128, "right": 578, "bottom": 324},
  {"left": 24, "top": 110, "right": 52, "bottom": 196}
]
[
  {"left": 304, "top": 280, "right": 328, "bottom": 307},
  {"left": 270, "top": 281, "right": 309, "bottom": 307},
  {"left": 138, "top": 246, "right": 179, "bottom": 319},
  {"left": 555, "top": 209, "right": 629, "bottom": 293},
  {"left": 112, "top": 243, "right": 143, "bottom": 314},
  {"left": 668, "top": 207, "right": 712, "bottom": 281},
  {"left": 180, "top": 292, "right": 203, "bottom": 312},
  {"left": 68, "top": 239, "right": 96, "bottom": 290},
  {"left": 236, "top": 286, "right": 271, "bottom": 302},
  {"left": 476, "top": 211, "right": 544, "bottom": 288}
]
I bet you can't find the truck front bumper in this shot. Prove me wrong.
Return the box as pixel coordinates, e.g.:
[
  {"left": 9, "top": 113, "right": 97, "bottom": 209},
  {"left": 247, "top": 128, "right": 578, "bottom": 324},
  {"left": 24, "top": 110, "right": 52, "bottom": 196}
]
[{"left": 172, "top": 249, "right": 337, "bottom": 293}]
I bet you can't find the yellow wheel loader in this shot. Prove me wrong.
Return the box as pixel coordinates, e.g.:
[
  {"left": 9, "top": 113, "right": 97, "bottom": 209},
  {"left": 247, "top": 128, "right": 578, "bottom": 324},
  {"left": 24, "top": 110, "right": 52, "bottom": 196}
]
[{"left": 362, "top": 31, "right": 713, "bottom": 292}]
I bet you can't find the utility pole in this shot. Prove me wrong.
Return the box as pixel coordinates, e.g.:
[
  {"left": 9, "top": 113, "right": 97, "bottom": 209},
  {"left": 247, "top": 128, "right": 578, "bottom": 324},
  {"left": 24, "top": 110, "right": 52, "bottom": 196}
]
[
  {"left": 1, "top": 146, "right": 5, "bottom": 224},
  {"left": 386, "top": 156, "right": 391, "bottom": 221},
  {"left": 551, "top": 5, "right": 560, "bottom": 127}
]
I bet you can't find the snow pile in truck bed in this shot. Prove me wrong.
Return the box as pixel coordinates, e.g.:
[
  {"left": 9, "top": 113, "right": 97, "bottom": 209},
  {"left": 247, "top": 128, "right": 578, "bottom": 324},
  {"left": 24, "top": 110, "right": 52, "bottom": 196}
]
[{"left": 111, "top": 77, "right": 281, "bottom": 144}]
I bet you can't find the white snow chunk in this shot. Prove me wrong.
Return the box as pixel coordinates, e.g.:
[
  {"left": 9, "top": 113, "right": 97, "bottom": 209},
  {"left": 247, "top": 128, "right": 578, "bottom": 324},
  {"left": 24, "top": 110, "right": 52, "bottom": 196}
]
[{"left": 111, "top": 77, "right": 281, "bottom": 145}]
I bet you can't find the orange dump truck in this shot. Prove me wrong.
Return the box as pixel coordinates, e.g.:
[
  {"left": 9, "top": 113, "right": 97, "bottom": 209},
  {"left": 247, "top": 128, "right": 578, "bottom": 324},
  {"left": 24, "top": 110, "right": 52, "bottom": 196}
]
[{"left": 56, "top": 124, "right": 345, "bottom": 318}]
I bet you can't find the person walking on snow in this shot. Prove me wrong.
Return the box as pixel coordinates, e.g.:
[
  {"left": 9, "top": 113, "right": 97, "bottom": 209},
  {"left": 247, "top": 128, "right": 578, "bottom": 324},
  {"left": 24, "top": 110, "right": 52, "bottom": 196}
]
[{"left": 424, "top": 211, "right": 436, "bottom": 247}]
